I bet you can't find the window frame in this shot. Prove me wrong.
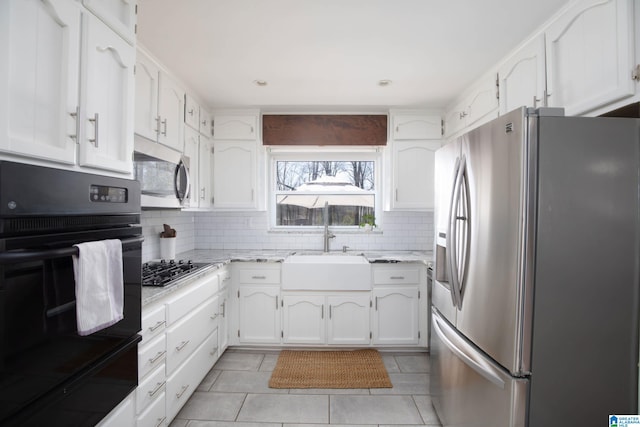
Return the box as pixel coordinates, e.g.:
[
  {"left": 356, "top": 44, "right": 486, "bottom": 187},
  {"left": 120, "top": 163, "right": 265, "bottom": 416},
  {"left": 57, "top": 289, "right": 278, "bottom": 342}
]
[{"left": 268, "top": 147, "right": 383, "bottom": 231}]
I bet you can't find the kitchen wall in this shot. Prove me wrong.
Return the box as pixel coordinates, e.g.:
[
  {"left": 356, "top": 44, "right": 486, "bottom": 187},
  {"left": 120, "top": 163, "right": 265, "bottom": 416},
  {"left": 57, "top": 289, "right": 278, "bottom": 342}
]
[{"left": 141, "top": 209, "right": 433, "bottom": 261}]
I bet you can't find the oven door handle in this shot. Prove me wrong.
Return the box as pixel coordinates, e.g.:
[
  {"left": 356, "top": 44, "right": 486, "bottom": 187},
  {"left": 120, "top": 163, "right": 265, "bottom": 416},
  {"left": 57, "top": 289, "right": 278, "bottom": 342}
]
[{"left": 0, "top": 236, "right": 144, "bottom": 264}]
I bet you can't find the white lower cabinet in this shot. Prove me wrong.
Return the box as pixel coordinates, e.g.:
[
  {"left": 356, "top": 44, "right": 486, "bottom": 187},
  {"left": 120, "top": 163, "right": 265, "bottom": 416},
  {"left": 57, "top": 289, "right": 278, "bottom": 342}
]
[
  {"left": 238, "top": 285, "right": 281, "bottom": 343},
  {"left": 97, "top": 392, "right": 135, "bottom": 427},
  {"left": 166, "top": 331, "right": 219, "bottom": 421},
  {"left": 282, "top": 293, "right": 371, "bottom": 345},
  {"left": 137, "top": 391, "right": 166, "bottom": 427},
  {"left": 282, "top": 294, "right": 325, "bottom": 344},
  {"left": 138, "top": 269, "right": 224, "bottom": 427},
  {"left": 372, "top": 287, "right": 420, "bottom": 345}
]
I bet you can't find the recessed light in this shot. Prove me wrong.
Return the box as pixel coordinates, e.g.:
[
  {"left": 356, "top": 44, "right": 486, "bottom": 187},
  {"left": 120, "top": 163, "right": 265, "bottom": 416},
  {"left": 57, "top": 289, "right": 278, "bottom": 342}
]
[
  {"left": 253, "top": 80, "right": 268, "bottom": 87},
  {"left": 378, "top": 79, "right": 392, "bottom": 87}
]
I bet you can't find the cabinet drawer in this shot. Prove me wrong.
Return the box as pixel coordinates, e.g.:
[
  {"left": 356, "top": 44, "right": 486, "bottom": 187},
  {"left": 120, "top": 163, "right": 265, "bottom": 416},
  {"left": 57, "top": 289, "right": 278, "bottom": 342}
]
[
  {"left": 238, "top": 268, "right": 280, "bottom": 284},
  {"left": 139, "top": 333, "right": 166, "bottom": 380},
  {"left": 137, "top": 363, "right": 166, "bottom": 415},
  {"left": 373, "top": 267, "right": 420, "bottom": 284},
  {"left": 166, "top": 331, "right": 219, "bottom": 421},
  {"left": 166, "top": 297, "right": 218, "bottom": 374},
  {"left": 165, "top": 273, "right": 218, "bottom": 325},
  {"left": 137, "top": 390, "right": 166, "bottom": 427},
  {"left": 141, "top": 304, "right": 166, "bottom": 343}
]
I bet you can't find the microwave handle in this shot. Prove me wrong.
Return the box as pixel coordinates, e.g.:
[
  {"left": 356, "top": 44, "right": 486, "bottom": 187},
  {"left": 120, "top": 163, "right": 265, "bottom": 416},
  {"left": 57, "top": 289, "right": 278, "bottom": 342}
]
[{"left": 175, "top": 159, "right": 190, "bottom": 202}]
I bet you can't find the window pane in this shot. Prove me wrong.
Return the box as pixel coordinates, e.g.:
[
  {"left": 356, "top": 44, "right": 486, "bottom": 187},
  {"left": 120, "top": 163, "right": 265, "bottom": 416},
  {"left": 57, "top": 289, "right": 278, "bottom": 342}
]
[
  {"left": 274, "top": 160, "right": 376, "bottom": 227},
  {"left": 277, "top": 161, "right": 374, "bottom": 191}
]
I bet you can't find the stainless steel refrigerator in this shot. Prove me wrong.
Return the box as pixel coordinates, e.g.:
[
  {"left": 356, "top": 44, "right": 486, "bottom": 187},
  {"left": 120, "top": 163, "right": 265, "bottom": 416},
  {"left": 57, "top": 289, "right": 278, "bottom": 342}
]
[{"left": 431, "top": 107, "right": 640, "bottom": 426}]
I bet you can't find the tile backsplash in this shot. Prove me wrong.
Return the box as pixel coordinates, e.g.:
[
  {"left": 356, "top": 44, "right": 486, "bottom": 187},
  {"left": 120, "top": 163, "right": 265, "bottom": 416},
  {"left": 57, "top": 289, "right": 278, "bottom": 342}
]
[{"left": 142, "top": 209, "right": 433, "bottom": 262}]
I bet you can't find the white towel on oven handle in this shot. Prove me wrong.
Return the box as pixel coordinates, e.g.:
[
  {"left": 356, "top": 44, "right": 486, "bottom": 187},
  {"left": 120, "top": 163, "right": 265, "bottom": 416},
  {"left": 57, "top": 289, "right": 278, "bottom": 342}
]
[{"left": 72, "top": 239, "right": 124, "bottom": 336}]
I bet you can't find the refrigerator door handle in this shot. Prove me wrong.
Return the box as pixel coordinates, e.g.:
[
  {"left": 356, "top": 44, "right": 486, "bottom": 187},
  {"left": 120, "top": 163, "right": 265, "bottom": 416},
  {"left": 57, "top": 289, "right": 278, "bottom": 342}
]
[
  {"left": 432, "top": 310, "right": 505, "bottom": 389},
  {"left": 448, "top": 154, "right": 467, "bottom": 309}
]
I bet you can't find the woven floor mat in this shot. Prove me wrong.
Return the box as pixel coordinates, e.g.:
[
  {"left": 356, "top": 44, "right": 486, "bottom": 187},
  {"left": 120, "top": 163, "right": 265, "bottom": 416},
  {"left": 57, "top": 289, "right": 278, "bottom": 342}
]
[{"left": 268, "top": 349, "right": 393, "bottom": 389}]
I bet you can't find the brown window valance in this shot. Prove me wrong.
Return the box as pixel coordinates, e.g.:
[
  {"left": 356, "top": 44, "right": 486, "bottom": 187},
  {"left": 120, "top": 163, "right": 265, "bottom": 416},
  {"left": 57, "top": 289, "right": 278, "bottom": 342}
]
[{"left": 262, "top": 114, "right": 387, "bottom": 146}]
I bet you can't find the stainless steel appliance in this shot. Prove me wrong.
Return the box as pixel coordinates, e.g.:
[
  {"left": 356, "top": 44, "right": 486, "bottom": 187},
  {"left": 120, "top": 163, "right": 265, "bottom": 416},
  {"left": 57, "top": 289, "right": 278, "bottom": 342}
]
[
  {"left": 431, "top": 107, "right": 640, "bottom": 426},
  {"left": 134, "top": 137, "right": 190, "bottom": 208},
  {"left": 0, "top": 162, "right": 143, "bottom": 426},
  {"left": 142, "top": 259, "right": 212, "bottom": 287}
]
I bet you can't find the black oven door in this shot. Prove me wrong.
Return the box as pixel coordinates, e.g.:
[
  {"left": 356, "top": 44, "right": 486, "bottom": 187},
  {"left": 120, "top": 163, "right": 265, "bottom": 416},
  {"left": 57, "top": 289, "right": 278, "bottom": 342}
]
[{"left": 0, "top": 228, "right": 142, "bottom": 424}]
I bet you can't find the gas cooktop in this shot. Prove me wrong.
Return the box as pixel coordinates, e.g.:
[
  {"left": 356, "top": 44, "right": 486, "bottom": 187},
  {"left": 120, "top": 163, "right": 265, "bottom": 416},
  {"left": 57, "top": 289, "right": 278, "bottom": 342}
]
[{"left": 142, "top": 259, "right": 212, "bottom": 287}]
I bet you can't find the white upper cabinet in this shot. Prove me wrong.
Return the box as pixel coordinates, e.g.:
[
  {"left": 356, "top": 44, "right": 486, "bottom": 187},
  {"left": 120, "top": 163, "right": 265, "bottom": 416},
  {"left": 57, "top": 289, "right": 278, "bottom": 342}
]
[
  {"left": 498, "top": 34, "right": 547, "bottom": 114},
  {"left": 79, "top": 12, "right": 135, "bottom": 174},
  {"left": 82, "top": 0, "right": 137, "bottom": 45},
  {"left": 198, "top": 137, "right": 214, "bottom": 209},
  {"left": 212, "top": 140, "right": 256, "bottom": 209},
  {"left": 392, "top": 115, "right": 442, "bottom": 140},
  {"left": 388, "top": 111, "right": 442, "bottom": 211},
  {"left": 184, "top": 94, "right": 200, "bottom": 131},
  {"left": 444, "top": 73, "right": 499, "bottom": 138},
  {"left": 134, "top": 51, "right": 160, "bottom": 142},
  {"left": 0, "top": 0, "right": 80, "bottom": 165},
  {"left": 157, "top": 72, "right": 185, "bottom": 152},
  {"left": 213, "top": 115, "right": 258, "bottom": 140},
  {"left": 0, "top": 0, "right": 135, "bottom": 175},
  {"left": 545, "top": 0, "right": 635, "bottom": 115},
  {"left": 134, "top": 49, "right": 185, "bottom": 152}
]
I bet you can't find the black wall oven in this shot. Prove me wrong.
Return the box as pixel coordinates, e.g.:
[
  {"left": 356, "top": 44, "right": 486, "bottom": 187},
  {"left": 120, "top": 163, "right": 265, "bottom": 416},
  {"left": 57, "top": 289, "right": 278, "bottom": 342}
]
[{"left": 0, "top": 162, "right": 143, "bottom": 426}]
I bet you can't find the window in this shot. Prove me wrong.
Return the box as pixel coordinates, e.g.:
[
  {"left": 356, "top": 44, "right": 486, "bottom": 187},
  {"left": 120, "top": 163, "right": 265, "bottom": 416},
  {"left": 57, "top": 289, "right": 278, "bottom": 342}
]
[{"left": 271, "top": 152, "right": 379, "bottom": 228}]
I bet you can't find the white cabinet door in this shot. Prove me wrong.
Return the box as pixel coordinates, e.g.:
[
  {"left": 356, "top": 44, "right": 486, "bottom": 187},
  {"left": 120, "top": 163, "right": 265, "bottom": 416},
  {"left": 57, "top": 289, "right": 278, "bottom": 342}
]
[
  {"left": 546, "top": 0, "right": 635, "bottom": 115},
  {"left": 238, "top": 286, "right": 281, "bottom": 344},
  {"left": 282, "top": 295, "right": 325, "bottom": 344},
  {"left": 184, "top": 94, "right": 200, "bottom": 131},
  {"left": 372, "top": 287, "right": 419, "bottom": 345},
  {"left": 213, "top": 115, "right": 257, "bottom": 140},
  {"left": 392, "top": 114, "right": 441, "bottom": 140},
  {"left": 134, "top": 51, "right": 160, "bottom": 142},
  {"left": 212, "top": 140, "right": 256, "bottom": 209},
  {"left": 183, "top": 126, "right": 199, "bottom": 208},
  {"left": 327, "top": 294, "right": 370, "bottom": 345},
  {"left": 0, "top": 0, "right": 80, "bottom": 165},
  {"left": 392, "top": 140, "right": 441, "bottom": 210},
  {"left": 199, "top": 108, "right": 212, "bottom": 137},
  {"left": 157, "top": 72, "right": 185, "bottom": 152},
  {"left": 465, "top": 74, "right": 499, "bottom": 128},
  {"left": 498, "top": 35, "right": 547, "bottom": 114},
  {"left": 82, "top": 0, "right": 136, "bottom": 44},
  {"left": 198, "top": 136, "right": 214, "bottom": 209},
  {"left": 79, "top": 12, "right": 134, "bottom": 174}
]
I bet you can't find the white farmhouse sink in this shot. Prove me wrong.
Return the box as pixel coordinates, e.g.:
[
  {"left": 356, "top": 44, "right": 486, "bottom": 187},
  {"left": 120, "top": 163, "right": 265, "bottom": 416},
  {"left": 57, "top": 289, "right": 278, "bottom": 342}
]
[{"left": 282, "top": 254, "right": 371, "bottom": 290}]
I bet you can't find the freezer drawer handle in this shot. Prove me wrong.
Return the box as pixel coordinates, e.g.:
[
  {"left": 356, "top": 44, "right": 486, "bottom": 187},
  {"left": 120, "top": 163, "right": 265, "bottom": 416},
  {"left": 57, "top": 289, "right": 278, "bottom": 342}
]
[{"left": 432, "top": 311, "right": 505, "bottom": 389}]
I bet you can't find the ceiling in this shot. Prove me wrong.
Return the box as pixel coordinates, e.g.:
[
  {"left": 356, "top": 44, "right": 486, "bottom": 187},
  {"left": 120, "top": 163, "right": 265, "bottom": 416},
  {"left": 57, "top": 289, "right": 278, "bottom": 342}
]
[{"left": 137, "top": 0, "right": 569, "bottom": 112}]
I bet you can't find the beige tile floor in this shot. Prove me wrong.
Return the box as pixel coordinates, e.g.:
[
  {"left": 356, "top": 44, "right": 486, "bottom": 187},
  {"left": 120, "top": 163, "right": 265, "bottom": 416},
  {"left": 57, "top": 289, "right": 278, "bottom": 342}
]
[{"left": 169, "top": 349, "right": 442, "bottom": 426}]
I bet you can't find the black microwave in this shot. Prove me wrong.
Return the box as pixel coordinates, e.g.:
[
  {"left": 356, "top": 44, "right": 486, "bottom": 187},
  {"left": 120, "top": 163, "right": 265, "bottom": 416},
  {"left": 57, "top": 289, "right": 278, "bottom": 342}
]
[{"left": 133, "top": 137, "right": 190, "bottom": 208}]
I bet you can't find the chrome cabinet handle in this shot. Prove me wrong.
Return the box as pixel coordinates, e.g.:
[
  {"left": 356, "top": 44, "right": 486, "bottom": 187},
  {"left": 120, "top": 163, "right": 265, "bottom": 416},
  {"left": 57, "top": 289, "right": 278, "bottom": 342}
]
[
  {"left": 148, "top": 381, "right": 166, "bottom": 397},
  {"left": 210, "top": 314, "right": 218, "bottom": 320},
  {"left": 202, "top": 119, "right": 207, "bottom": 126},
  {"left": 161, "top": 118, "right": 167, "bottom": 136},
  {"left": 148, "top": 350, "right": 166, "bottom": 364},
  {"left": 221, "top": 301, "right": 226, "bottom": 317},
  {"left": 149, "top": 320, "right": 165, "bottom": 332},
  {"left": 201, "top": 188, "right": 205, "bottom": 200},
  {"left": 69, "top": 106, "right": 80, "bottom": 142},
  {"left": 389, "top": 276, "right": 405, "bottom": 280},
  {"left": 321, "top": 304, "right": 324, "bottom": 319},
  {"left": 155, "top": 417, "right": 166, "bottom": 427},
  {"left": 329, "top": 305, "right": 332, "bottom": 319},
  {"left": 155, "top": 116, "right": 161, "bottom": 134},
  {"left": 210, "top": 347, "right": 219, "bottom": 356},
  {"left": 176, "top": 340, "right": 190, "bottom": 351},
  {"left": 176, "top": 384, "right": 189, "bottom": 398},
  {"left": 252, "top": 275, "right": 266, "bottom": 279},
  {"left": 88, "top": 113, "right": 99, "bottom": 147},
  {"left": 188, "top": 108, "right": 194, "bottom": 116}
]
